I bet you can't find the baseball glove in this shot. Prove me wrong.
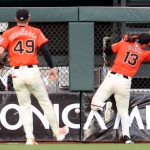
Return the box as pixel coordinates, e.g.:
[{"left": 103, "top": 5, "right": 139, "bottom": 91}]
[{"left": 122, "top": 34, "right": 139, "bottom": 43}]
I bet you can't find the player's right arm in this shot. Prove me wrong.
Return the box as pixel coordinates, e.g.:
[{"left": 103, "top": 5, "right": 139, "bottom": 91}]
[
  {"left": 105, "top": 41, "right": 122, "bottom": 55},
  {"left": 106, "top": 34, "right": 138, "bottom": 55},
  {"left": 105, "top": 45, "right": 114, "bottom": 55}
]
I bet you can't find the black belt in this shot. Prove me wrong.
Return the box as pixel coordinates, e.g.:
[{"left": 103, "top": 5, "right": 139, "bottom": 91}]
[
  {"left": 14, "top": 65, "right": 33, "bottom": 69},
  {"left": 110, "top": 71, "right": 129, "bottom": 79}
]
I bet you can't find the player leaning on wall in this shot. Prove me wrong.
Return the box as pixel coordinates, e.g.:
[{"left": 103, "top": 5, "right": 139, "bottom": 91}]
[{"left": 91, "top": 33, "right": 150, "bottom": 144}]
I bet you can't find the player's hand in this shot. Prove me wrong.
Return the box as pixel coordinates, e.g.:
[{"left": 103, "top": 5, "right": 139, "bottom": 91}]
[
  {"left": 49, "top": 67, "right": 58, "bottom": 81},
  {"left": 0, "top": 46, "right": 5, "bottom": 56}
]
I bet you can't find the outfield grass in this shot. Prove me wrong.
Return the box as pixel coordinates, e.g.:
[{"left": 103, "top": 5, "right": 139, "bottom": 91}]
[{"left": 0, "top": 143, "right": 150, "bottom": 150}]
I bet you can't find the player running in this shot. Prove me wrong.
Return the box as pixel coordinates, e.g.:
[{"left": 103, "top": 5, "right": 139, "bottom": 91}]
[{"left": 0, "top": 8, "right": 69, "bottom": 145}]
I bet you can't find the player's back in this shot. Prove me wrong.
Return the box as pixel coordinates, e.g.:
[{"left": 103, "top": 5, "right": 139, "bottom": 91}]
[
  {"left": 6, "top": 25, "right": 40, "bottom": 49},
  {"left": 4, "top": 25, "right": 41, "bottom": 66},
  {"left": 111, "top": 41, "right": 150, "bottom": 77}
]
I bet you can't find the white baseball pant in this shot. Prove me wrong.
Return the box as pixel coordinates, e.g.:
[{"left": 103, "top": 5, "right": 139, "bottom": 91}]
[
  {"left": 91, "top": 71, "right": 132, "bottom": 137},
  {"left": 12, "top": 65, "right": 59, "bottom": 139}
]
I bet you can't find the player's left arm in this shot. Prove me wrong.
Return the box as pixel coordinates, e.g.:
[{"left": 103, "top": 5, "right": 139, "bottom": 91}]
[
  {"left": 39, "top": 43, "right": 58, "bottom": 81},
  {"left": 37, "top": 29, "right": 58, "bottom": 80}
]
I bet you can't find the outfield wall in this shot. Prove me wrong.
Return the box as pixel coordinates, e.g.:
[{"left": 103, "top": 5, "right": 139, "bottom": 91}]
[
  {"left": 0, "top": 7, "right": 150, "bottom": 143},
  {"left": 1, "top": 7, "right": 150, "bottom": 22},
  {"left": 0, "top": 92, "right": 150, "bottom": 142}
]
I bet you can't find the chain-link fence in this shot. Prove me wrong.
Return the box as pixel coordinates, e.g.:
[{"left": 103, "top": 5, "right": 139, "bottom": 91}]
[
  {"left": 0, "top": 22, "right": 69, "bottom": 92},
  {"left": 0, "top": 21, "right": 150, "bottom": 92}
]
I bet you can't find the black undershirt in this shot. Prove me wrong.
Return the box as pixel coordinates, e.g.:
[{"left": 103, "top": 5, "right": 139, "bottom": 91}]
[{"left": 39, "top": 43, "right": 54, "bottom": 68}]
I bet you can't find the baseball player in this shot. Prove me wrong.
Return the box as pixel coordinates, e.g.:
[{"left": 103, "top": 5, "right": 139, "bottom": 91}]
[
  {"left": 0, "top": 8, "right": 69, "bottom": 144},
  {"left": 91, "top": 33, "right": 150, "bottom": 144}
]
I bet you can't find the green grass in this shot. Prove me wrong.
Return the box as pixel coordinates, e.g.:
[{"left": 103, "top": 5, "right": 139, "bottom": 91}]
[{"left": 0, "top": 143, "right": 150, "bottom": 150}]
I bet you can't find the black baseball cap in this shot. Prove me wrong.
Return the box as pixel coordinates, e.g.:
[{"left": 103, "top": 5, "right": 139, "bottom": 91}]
[
  {"left": 16, "top": 8, "right": 30, "bottom": 21},
  {"left": 137, "top": 33, "right": 150, "bottom": 44}
]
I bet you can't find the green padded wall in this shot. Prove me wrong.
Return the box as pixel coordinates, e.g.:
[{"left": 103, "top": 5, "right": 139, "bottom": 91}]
[
  {"left": 0, "top": 7, "right": 78, "bottom": 22},
  {"left": 69, "top": 22, "right": 94, "bottom": 91},
  {"left": 79, "top": 7, "right": 150, "bottom": 22}
]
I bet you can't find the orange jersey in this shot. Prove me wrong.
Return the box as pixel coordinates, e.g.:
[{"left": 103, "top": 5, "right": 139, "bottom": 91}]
[
  {"left": 111, "top": 40, "right": 150, "bottom": 77},
  {"left": 0, "top": 25, "right": 48, "bottom": 66}
]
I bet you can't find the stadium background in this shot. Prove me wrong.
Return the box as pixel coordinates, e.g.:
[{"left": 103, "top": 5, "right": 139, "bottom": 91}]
[{"left": 0, "top": 0, "right": 150, "bottom": 145}]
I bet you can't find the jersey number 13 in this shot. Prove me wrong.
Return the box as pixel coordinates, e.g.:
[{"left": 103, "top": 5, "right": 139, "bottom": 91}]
[{"left": 124, "top": 51, "right": 139, "bottom": 66}]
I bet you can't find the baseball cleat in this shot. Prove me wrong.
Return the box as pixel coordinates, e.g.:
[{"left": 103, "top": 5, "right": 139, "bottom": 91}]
[
  {"left": 123, "top": 135, "right": 134, "bottom": 144},
  {"left": 26, "top": 138, "right": 38, "bottom": 145},
  {"left": 104, "top": 101, "right": 112, "bottom": 122},
  {"left": 55, "top": 126, "right": 69, "bottom": 141}
]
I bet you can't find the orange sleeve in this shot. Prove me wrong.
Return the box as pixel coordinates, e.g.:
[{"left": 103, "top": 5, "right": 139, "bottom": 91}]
[
  {"left": 111, "top": 41, "right": 122, "bottom": 53},
  {"left": 37, "top": 29, "right": 48, "bottom": 48},
  {"left": 0, "top": 31, "right": 9, "bottom": 48},
  {"left": 144, "top": 51, "right": 150, "bottom": 62}
]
